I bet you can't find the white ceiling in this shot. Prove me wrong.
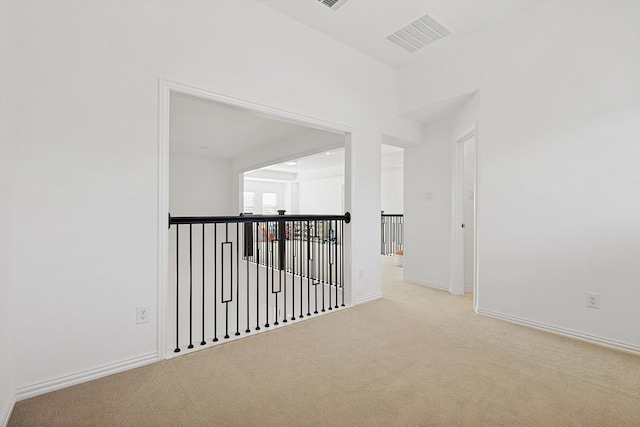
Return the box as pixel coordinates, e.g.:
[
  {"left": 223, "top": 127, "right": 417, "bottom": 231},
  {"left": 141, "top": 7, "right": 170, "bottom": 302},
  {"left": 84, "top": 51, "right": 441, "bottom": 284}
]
[
  {"left": 246, "top": 143, "right": 404, "bottom": 182},
  {"left": 170, "top": 92, "right": 340, "bottom": 159},
  {"left": 403, "top": 92, "right": 475, "bottom": 123},
  {"left": 263, "top": 148, "right": 345, "bottom": 174},
  {"left": 260, "top": 0, "right": 539, "bottom": 69}
]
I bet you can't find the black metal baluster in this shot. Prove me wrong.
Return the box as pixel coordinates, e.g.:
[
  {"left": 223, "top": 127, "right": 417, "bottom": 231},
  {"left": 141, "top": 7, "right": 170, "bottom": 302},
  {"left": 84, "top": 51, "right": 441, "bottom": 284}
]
[
  {"left": 236, "top": 223, "right": 240, "bottom": 336},
  {"left": 307, "top": 221, "right": 311, "bottom": 317},
  {"left": 386, "top": 216, "right": 390, "bottom": 255},
  {"left": 381, "top": 213, "right": 385, "bottom": 255},
  {"left": 332, "top": 220, "right": 339, "bottom": 308},
  {"left": 273, "top": 237, "right": 279, "bottom": 326},
  {"left": 188, "top": 224, "right": 194, "bottom": 349},
  {"left": 392, "top": 217, "right": 395, "bottom": 254},
  {"left": 281, "top": 250, "right": 287, "bottom": 323},
  {"left": 174, "top": 225, "right": 180, "bottom": 353},
  {"left": 213, "top": 224, "right": 218, "bottom": 342},
  {"left": 278, "top": 269, "right": 283, "bottom": 325},
  {"left": 321, "top": 221, "right": 326, "bottom": 313},
  {"left": 314, "top": 221, "right": 319, "bottom": 315},
  {"left": 394, "top": 216, "right": 398, "bottom": 253},
  {"left": 290, "top": 220, "right": 295, "bottom": 321},
  {"left": 224, "top": 224, "right": 230, "bottom": 339},
  {"left": 265, "top": 221, "right": 270, "bottom": 328},
  {"left": 329, "top": 220, "right": 334, "bottom": 310},
  {"left": 246, "top": 221, "right": 251, "bottom": 334},
  {"left": 277, "top": 213, "right": 287, "bottom": 324},
  {"left": 386, "top": 216, "right": 389, "bottom": 255},
  {"left": 255, "top": 221, "right": 260, "bottom": 331},
  {"left": 388, "top": 216, "right": 392, "bottom": 255},
  {"left": 389, "top": 216, "right": 393, "bottom": 255},
  {"left": 327, "top": 220, "right": 331, "bottom": 305},
  {"left": 341, "top": 219, "right": 345, "bottom": 307},
  {"left": 388, "top": 216, "right": 391, "bottom": 255},
  {"left": 299, "top": 221, "right": 304, "bottom": 319},
  {"left": 201, "top": 224, "right": 206, "bottom": 345},
  {"left": 397, "top": 216, "right": 400, "bottom": 254}
]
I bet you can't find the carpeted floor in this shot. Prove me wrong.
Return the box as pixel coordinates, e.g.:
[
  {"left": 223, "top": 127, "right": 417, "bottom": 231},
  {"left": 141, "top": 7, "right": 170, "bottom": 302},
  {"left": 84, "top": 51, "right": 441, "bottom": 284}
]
[{"left": 8, "top": 257, "right": 640, "bottom": 426}]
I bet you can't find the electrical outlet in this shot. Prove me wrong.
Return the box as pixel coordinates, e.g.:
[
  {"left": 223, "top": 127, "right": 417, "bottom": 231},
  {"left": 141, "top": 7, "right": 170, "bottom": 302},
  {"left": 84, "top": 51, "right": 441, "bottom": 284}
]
[
  {"left": 137, "top": 306, "right": 150, "bottom": 324},
  {"left": 357, "top": 269, "right": 364, "bottom": 279},
  {"left": 585, "top": 292, "right": 600, "bottom": 309}
]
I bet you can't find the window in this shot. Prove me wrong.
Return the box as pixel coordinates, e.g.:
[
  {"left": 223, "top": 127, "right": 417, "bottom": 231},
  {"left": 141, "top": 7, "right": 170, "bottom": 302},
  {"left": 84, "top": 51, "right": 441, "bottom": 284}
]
[
  {"left": 243, "top": 192, "right": 255, "bottom": 214},
  {"left": 262, "top": 192, "right": 278, "bottom": 214}
]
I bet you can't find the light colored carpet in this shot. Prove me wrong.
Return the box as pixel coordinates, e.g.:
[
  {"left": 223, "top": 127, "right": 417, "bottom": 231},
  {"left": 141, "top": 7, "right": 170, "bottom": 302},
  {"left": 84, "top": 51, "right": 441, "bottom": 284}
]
[{"left": 9, "top": 257, "right": 640, "bottom": 426}]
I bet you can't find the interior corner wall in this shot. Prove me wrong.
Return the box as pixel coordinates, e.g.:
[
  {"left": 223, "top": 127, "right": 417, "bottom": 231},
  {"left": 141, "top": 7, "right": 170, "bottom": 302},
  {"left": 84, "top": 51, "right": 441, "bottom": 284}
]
[
  {"left": 403, "top": 120, "right": 453, "bottom": 289},
  {"left": 402, "top": 95, "right": 478, "bottom": 291},
  {"left": 399, "top": 0, "right": 640, "bottom": 350},
  {"left": 0, "top": 264, "right": 14, "bottom": 426},
  {"left": 169, "top": 152, "right": 234, "bottom": 216},
  {"left": 0, "top": 0, "right": 16, "bottom": 420},
  {"left": 1, "top": 0, "right": 398, "bottom": 397}
]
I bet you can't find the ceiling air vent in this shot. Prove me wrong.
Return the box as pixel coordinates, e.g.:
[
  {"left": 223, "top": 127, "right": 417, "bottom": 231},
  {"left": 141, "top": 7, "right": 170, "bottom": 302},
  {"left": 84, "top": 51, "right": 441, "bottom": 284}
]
[
  {"left": 317, "top": 0, "right": 349, "bottom": 11},
  {"left": 387, "top": 14, "right": 451, "bottom": 53}
]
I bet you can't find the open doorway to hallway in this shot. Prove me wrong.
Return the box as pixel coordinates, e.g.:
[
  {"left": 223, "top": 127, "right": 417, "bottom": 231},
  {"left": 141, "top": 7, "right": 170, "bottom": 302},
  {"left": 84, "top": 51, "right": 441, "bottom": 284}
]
[
  {"left": 394, "top": 92, "right": 478, "bottom": 310},
  {"left": 380, "top": 144, "right": 404, "bottom": 289}
]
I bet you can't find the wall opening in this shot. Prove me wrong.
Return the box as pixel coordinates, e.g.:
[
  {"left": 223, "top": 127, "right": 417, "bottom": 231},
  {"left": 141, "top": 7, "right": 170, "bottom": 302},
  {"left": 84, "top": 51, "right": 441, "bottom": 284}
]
[{"left": 158, "top": 80, "right": 354, "bottom": 359}]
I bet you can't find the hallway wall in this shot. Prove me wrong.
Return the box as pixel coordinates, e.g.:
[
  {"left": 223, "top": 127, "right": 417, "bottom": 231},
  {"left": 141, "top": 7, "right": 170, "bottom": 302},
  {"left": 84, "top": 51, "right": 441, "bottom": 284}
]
[
  {"left": 399, "top": 0, "right": 640, "bottom": 351},
  {"left": 170, "top": 153, "right": 234, "bottom": 216},
  {"left": 1, "top": 0, "right": 17, "bottom": 417},
  {"left": 403, "top": 95, "right": 477, "bottom": 290},
  {"left": 381, "top": 167, "right": 403, "bottom": 214}
]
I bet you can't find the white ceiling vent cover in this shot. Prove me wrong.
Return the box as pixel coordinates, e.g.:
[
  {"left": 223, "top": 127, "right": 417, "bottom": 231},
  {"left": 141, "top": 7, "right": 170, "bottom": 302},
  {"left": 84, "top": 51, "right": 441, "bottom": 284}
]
[
  {"left": 387, "top": 14, "right": 451, "bottom": 53},
  {"left": 317, "top": 0, "right": 349, "bottom": 11}
]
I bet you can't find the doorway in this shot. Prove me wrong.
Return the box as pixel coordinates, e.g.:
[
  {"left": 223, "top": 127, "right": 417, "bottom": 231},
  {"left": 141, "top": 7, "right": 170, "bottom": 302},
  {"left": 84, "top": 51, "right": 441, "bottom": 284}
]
[{"left": 451, "top": 125, "right": 478, "bottom": 309}]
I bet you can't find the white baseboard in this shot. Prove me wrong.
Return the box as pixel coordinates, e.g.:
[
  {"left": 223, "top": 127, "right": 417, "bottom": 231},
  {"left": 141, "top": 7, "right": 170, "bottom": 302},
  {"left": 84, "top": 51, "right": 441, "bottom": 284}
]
[
  {"left": 1, "top": 397, "right": 15, "bottom": 427},
  {"left": 477, "top": 308, "right": 640, "bottom": 356},
  {"left": 15, "top": 353, "right": 158, "bottom": 401},
  {"left": 355, "top": 292, "right": 382, "bottom": 305},
  {"left": 404, "top": 277, "right": 449, "bottom": 292}
]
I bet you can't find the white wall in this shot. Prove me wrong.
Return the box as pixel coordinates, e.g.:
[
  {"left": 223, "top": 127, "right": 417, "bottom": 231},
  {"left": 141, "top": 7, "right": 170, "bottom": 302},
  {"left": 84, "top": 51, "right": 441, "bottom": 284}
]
[
  {"left": 0, "top": 0, "right": 408, "bottom": 404},
  {"left": 170, "top": 153, "right": 234, "bottom": 216},
  {"left": 381, "top": 167, "right": 403, "bottom": 214},
  {"left": 403, "top": 120, "right": 454, "bottom": 290},
  {"left": 298, "top": 176, "right": 344, "bottom": 215},
  {"left": 0, "top": 228, "right": 13, "bottom": 426},
  {"left": 400, "top": 1, "right": 640, "bottom": 351},
  {"left": 285, "top": 182, "right": 299, "bottom": 214},
  {"left": 1, "top": 1, "right": 17, "bottom": 419}
]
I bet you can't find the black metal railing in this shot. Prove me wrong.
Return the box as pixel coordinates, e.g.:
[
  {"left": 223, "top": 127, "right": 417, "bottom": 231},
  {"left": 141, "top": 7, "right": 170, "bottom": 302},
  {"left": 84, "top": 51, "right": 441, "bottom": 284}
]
[
  {"left": 381, "top": 212, "right": 403, "bottom": 255},
  {"left": 168, "top": 211, "right": 350, "bottom": 353}
]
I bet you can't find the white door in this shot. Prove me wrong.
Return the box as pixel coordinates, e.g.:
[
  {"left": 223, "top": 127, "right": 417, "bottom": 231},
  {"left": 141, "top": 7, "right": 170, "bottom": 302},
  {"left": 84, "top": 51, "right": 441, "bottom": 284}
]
[{"left": 462, "top": 136, "right": 476, "bottom": 292}]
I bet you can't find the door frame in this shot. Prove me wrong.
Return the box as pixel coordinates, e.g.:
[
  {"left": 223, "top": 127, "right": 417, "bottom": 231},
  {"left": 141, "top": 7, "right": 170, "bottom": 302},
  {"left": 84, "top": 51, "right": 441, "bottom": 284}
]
[
  {"left": 450, "top": 123, "right": 479, "bottom": 310},
  {"left": 157, "top": 79, "right": 354, "bottom": 360}
]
